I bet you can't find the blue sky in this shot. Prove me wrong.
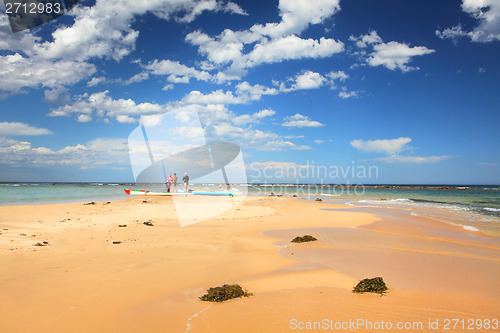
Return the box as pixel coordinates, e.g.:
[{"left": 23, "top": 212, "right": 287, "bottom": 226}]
[{"left": 0, "top": 0, "right": 499, "bottom": 184}]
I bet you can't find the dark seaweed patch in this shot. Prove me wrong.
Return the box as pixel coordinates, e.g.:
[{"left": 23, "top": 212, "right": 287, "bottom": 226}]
[
  {"left": 291, "top": 235, "right": 317, "bottom": 243},
  {"left": 199, "top": 284, "right": 252, "bottom": 302},
  {"left": 353, "top": 277, "right": 388, "bottom": 294}
]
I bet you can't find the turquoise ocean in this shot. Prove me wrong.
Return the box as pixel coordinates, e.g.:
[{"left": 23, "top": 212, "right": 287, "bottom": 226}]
[{"left": 1, "top": 183, "right": 499, "bottom": 235}]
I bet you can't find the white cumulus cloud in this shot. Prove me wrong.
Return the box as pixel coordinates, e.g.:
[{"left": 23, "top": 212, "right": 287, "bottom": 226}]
[
  {"left": 177, "top": 0, "right": 248, "bottom": 23},
  {"left": 0, "top": 137, "right": 129, "bottom": 168},
  {"left": 326, "top": 70, "right": 349, "bottom": 82},
  {"left": 436, "top": 0, "right": 500, "bottom": 42},
  {"left": 0, "top": 53, "right": 96, "bottom": 95},
  {"left": 351, "top": 137, "right": 454, "bottom": 164},
  {"left": 250, "top": 0, "right": 341, "bottom": 38},
  {"left": 87, "top": 77, "right": 107, "bottom": 87},
  {"left": 124, "top": 72, "right": 150, "bottom": 85},
  {"left": 246, "top": 35, "right": 343, "bottom": 68},
  {"left": 0, "top": 122, "right": 53, "bottom": 136},
  {"left": 232, "top": 109, "right": 275, "bottom": 125},
  {"left": 349, "top": 30, "right": 382, "bottom": 48},
  {"left": 282, "top": 114, "right": 325, "bottom": 127},
  {"left": 368, "top": 42, "right": 435, "bottom": 72},
  {"left": 280, "top": 70, "right": 327, "bottom": 92},
  {"left": 185, "top": 0, "right": 344, "bottom": 74},
  {"left": 145, "top": 59, "right": 212, "bottom": 84},
  {"left": 374, "top": 155, "right": 454, "bottom": 164},
  {"left": 182, "top": 82, "right": 278, "bottom": 105},
  {"left": 48, "top": 90, "right": 166, "bottom": 122},
  {"left": 350, "top": 31, "right": 435, "bottom": 72},
  {"left": 338, "top": 87, "right": 358, "bottom": 99},
  {"left": 350, "top": 137, "right": 412, "bottom": 155}
]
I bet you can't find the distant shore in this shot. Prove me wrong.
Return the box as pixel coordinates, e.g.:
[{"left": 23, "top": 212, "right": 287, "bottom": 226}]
[{"left": 0, "top": 195, "right": 498, "bottom": 332}]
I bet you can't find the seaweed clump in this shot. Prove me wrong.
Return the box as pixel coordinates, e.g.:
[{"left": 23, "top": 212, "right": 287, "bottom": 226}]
[
  {"left": 353, "top": 277, "right": 388, "bottom": 294},
  {"left": 199, "top": 284, "right": 252, "bottom": 302},
  {"left": 291, "top": 235, "right": 317, "bottom": 243}
]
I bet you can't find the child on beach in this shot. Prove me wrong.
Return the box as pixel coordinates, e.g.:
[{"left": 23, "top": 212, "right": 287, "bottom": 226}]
[{"left": 166, "top": 173, "right": 172, "bottom": 193}]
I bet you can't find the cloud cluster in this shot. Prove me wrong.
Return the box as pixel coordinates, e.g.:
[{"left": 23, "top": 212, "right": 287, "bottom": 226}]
[
  {"left": 326, "top": 70, "right": 349, "bottom": 83},
  {"left": 0, "top": 49, "right": 96, "bottom": 95},
  {"left": 250, "top": 0, "right": 340, "bottom": 38},
  {"left": 351, "top": 137, "right": 412, "bottom": 155},
  {"left": 279, "top": 70, "right": 327, "bottom": 92},
  {"left": 246, "top": 35, "right": 343, "bottom": 68},
  {"left": 350, "top": 31, "right": 435, "bottom": 72},
  {"left": 351, "top": 137, "right": 452, "bottom": 163},
  {"left": 0, "top": 0, "right": 248, "bottom": 96},
  {"left": 374, "top": 155, "right": 453, "bottom": 164},
  {"left": 0, "top": 136, "right": 129, "bottom": 169},
  {"left": 182, "top": 81, "right": 279, "bottom": 105},
  {"left": 145, "top": 59, "right": 211, "bottom": 84},
  {"left": 48, "top": 91, "right": 311, "bottom": 151},
  {"left": 185, "top": 0, "right": 344, "bottom": 77},
  {"left": 282, "top": 114, "right": 325, "bottom": 128},
  {"left": 337, "top": 87, "right": 358, "bottom": 99},
  {"left": 196, "top": 105, "right": 311, "bottom": 151},
  {"left": 1, "top": 0, "right": 448, "bottom": 171},
  {"left": 180, "top": 69, "right": 350, "bottom": 105},
  {"left": 175, "top": 0, "right": 248, "bottom": 23},
  {"left": 48, "top": 90, "right": 166, "bottom": 123},
  {"left": 436, "top": 0, "right": 500, "bottom": 42},
  {"left": 232, "top": 109, "right": 275, "bottom": 126},
  {"left": 0, "top": 122, "right": 53, "bottom": 136},
  {"left": 134, "top": 0, "right": 344, "bottom": 90}
]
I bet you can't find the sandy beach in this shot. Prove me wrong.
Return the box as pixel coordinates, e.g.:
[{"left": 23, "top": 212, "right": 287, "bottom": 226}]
[{"left": 0, "top": 195, "right": 499, "bottom": 332}]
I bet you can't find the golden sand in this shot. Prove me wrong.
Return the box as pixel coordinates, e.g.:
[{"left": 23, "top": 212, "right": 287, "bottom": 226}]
[{"left": 0, "top": 196, "right": 498, "bottom": 332}]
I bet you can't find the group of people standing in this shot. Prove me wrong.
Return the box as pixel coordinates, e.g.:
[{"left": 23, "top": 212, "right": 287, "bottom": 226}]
[{"left": 166, "top": 172, "right": 189, "bottom": 193}]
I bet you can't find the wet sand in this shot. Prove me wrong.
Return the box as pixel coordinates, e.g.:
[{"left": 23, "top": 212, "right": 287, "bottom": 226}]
[{"left": 0, "top": 195, "right": 498, "bottom": 332}]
